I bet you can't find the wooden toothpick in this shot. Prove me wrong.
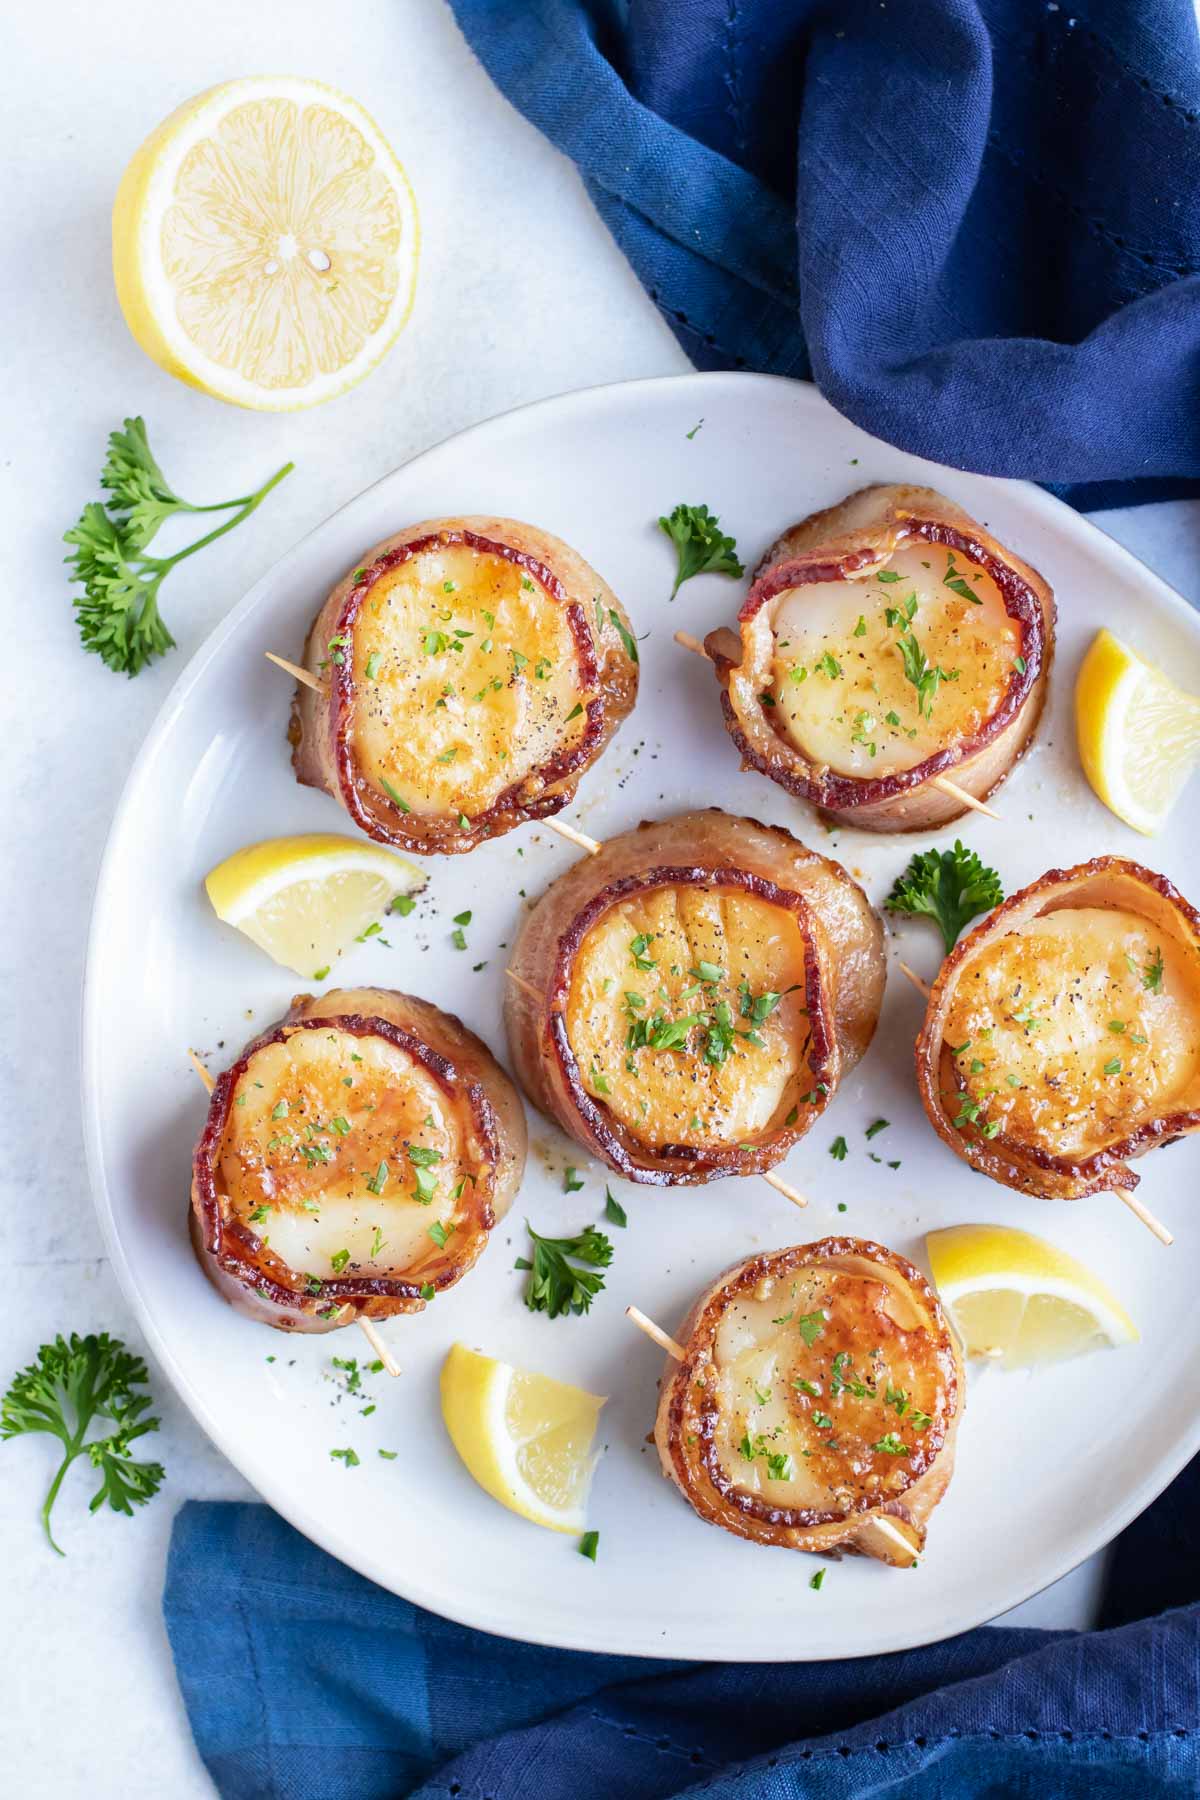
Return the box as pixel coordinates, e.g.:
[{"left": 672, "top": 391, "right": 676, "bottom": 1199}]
[
  {"left": 357, "top": 1319, "right": 403, "bottom": 1375},
  {"left": 1115, "top": 1189, "right": 1173, "bottom": 1247},
  {"left": 504, "top": 967, "right": 542, "bottom": 1003},
  {"left": 625, "top": 1304, "right": 685, "bottom": 1361},
  {"left": 929, "top": 776, "right": 1001, "bottom": 821},
  {"left": 543, "top": 817, "right": 602, "bottom": 855},
  {"left": 186, "top": 1047, "right": 401, "bottom": 1369},
  {"left": 265, "top": 650, "right": 326, "bottom": 694},
  {"left": 763, "top": 1169, "right": 808, "bottom": 1208},
  {"left": 673, "top": 631, "right": 1000, "bottom": 819},
  {"left": 897, "top": 962, "right": 932, "bottom": 999}
]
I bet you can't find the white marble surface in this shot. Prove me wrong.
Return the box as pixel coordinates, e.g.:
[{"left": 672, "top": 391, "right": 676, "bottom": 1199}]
[{"left": 3, "top": 2, "right": 1197, "bottom": 1795}]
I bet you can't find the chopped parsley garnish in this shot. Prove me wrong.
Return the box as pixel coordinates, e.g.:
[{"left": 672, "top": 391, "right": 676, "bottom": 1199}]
[
  {"left": 428, "top": 1220, "right": 455, "bottom": 1249},
  {"left": 864, "top": 1118, "right": 889, "bottom": 1140},
  {"left": 380, "top": 777, "right": 411, "bottom": 813},
  {"left": 943, "top": 551, "right": 983, "bottom": 605},
  {"left": 815, "top": 651, "right": 841, "bottom": 680},
  {"left": 603, "top": 1188, "right": 627, "bottom": 1227},
  {"left": 798, "top": 1310, "right": 826, "bottom": 1347},
  {"left": 1104, "top": 1057, "right": 1123, "bottom": 1077},
  {"left": 365, "top": 1161, "right": 388, "bottom": 1196},
  {"left": 871, "top": 1433, "right": 910, "bottom": 1457},
  {"left": 809, "top": 1568, "right": 826, "bottom": 1591},
  {"left": 658, "top": 502, "right": 743, "bottom": 599},
  {"left": 891, "top": 599, "right": 958, "bottom": 719},
  {"left": 329, "top": 1448, "right": 359, "bottom": 1468},
  {"left": 885, "top": 840, "right": 1004, "bottom": 954},
  {"left": 829, "top": 1136, "right": 848, "bottom": 1161},
  {"left": 579, "top": 1530, "right": 600, "bottom": 1561},
  {"left": 608, "top": 609, "right": 642, "bottom": 664},
  {"left": 330, "top": 1250, "right": 350, "bottom": 1273},
  {"left": 1143, "top": 947, "right": 1165, "bottom": 992},
  {"left": 563, "top": 1166, "right": 585, "bottom": 1193},
  {"left": 365, "top": 651, "right": 381, "bottom": 680},
  {"left": 629, "top": 933, "right": 656, "bottom": 971},
  {"left": 391, "top": 893, "right": 417, "bottom": 917}
]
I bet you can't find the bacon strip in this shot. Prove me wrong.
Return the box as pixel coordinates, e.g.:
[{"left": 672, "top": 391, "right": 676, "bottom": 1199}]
[
  {"left": 916, "top": 858, "right": 1200, "bottom": 1199},
  {"left": 704, "top": 484, "right": 1054, "bottom": 831},
  {"left": 290, "top": 516, "right": 638, "bottom": 853},
  {"left": 190, "top": 987, "right": 526, "bottom": 1332},
  {"left": 504, "top": 809, "right": 884, "bottom": 1184},
  {"left": 654, "top": 1239, "right": 963, "bottom": 1563}
]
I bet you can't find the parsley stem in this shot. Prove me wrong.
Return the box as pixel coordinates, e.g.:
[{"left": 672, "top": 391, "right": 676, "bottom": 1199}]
[
  {"left": 41, "top": 1442, "right": 82, "bottom": 1556},
  {"left": 143, "top": 462, "right": 294, "bottom": 573}
]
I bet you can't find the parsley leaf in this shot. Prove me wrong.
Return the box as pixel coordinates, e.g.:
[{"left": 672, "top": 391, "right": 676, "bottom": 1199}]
[
  {"left": 64, "top": 418, "right": 292, "bottom": 677},
  {"left": 1, "top": 1334, "right": 164, "bottom": 1554},
  {"left": 603, "top": 1187, "right": 628, "bottom": 1228},
  {"left": 517, "top": 1222, "right": 614, "bottom": 1319},
  {"left": 885, "top": 840, "right": 1004, "bottom": 954},
  {"left": 657, "top": 502, "right": 744, "bottom": 599}
]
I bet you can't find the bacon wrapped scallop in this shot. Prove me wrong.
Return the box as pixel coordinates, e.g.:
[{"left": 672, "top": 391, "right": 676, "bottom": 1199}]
[
  {"left": 916, "top": 859, "right": 1200, "bottom": 1201},
  {"left": 190, "top": 986, "right": 526, "bottom": 1331},
  {"left": 504, "top": 810, "right": 885, "bottom": 1184},
  {"left": 654, "top": 1238, "right": 962, "bottom": 1564},
  {"left": 703, "top": 485, "right": 1054, "bottom": 831},
  {"left": 290, "top": 516, "right": 638, "bottom": 854}
]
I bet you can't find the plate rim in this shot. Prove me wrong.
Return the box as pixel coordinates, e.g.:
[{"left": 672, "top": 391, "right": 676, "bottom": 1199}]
[{"left": 81, "top": 370, "right": 1200, "bottom": 1659}]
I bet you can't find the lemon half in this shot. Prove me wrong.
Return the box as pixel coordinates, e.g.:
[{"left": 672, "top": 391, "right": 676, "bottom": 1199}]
[
  {"left": 113, "top": 76, "right": 419, "bottom": 409},
  {"left": 1076, "top": 628, "right": 1200, "bottom": 835},
  {"left": 204, "top": 833, "right": 423, "bottom": 978},
  {"left": 440, "top": 1343, "right": 605, "bottom": 1534},
  {"left": 926, "top": 1224, "right": 1138, "bottom": 1370}
]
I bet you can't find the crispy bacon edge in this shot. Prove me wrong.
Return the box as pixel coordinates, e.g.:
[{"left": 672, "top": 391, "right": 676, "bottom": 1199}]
[
  {"left": 915, "top": 857, "right": 1200, "bottom": 1200},
  {"left": 702, "top": 484, "right": 1055, "bottom": 832},
  {"left": 289, "top": 516, "right": 638, "bottom": 854},
  {"left": 504, "top": 809, "right": 885, "bottom": 1185},
  {"left": 653, "top": 1238, "right": 963, "bottom": 1564},
  {"left": 189, "top": 988, "right": 527, "bottom": 1332}
]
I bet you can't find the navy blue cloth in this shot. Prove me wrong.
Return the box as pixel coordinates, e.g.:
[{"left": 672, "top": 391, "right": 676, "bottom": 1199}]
[
  {"left": 447, "top": 0, "right": 1200, "bottom": 510},
  {"left": 166, "top": 1460, "right": 1200, "bottom": 1798}
]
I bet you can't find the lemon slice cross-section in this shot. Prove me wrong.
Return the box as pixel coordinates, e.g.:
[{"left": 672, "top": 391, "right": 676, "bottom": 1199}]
[
  {"left": 204, "top": 833, "right": 424, "bottom": 979},
  {"left": 440, "top": 1343, "right": 606, "bottom": 1534},
  {"left": 1076, "top": 627, "right": 1200, "bottom": 835},
  {"left": 926, "top": 1224, "right": 1138, "bottom": 1371},
  {"left": 113, "top": 76, "right": 419, "bottom": 410}
]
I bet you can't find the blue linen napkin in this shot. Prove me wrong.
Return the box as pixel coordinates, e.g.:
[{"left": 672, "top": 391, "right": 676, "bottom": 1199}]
[
  {"left": 446, "top": 0, "right": 1200, "bottom": 510},
  {"left": 166, "top": 1461, "right": 1200, "bottom": 1798}
]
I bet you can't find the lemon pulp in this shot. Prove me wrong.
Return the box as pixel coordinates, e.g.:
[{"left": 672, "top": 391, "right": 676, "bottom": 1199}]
[{"left": 440, "top": 1343, "right": 605, "bottom": 1533}]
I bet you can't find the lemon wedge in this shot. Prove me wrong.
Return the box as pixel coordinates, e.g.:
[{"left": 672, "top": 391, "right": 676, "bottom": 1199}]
[
  {"left": 204, "top": 833, "right": 423, "bottom": 978},
  {"left": 113, "top": 76, "right": 418, "bottom": 410},
  {"left": 1075, "top": 627, "right": 1200, "bottom": 835},
  {"left": 926, "top": 1224, "right": 1138, "bottom": 1370},
  {"left": 440, "top": 1343, "right": 605, "bottom": 1534}
]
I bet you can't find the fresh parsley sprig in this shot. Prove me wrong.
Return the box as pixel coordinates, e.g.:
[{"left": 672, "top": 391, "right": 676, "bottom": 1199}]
[
  {"left": 658, "top": 502, "right": 743, "bottom": 599},
  {"left": 1, "top": 1334, "right": 165, "bottom": 1554},
  {"left": 517, "top": 1222, "right": 614, "bottom": 1318},
  {"left": 64, "top": 416, "right": 292, "bottom": 676},
  {"left": 885, "top": 841, "right": 1004, "bottom": 954}
]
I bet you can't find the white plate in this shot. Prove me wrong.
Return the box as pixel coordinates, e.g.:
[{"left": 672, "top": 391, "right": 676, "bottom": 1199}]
[{"left": 83, "top": 374, "right": 1200, "bottom": 1660}]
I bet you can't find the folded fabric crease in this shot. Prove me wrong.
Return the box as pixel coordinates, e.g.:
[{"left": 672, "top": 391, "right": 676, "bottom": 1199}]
[{"left": 447, "top": 0, "right": 1200, "bottom": 509}]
